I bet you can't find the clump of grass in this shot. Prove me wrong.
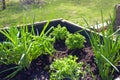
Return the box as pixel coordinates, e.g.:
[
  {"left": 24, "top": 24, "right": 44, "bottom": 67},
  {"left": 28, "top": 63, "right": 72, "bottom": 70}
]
[
  {"left": 83, "top": 15, "right": 120, "bottom": 80},
  {"left": 0, "top": 21, "right": 55, "bottom": 79}
]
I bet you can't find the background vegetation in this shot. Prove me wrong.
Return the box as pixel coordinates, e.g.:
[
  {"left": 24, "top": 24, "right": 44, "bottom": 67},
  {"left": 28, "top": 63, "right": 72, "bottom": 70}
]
[{"left": 0, "top": 0, "right": 119, "bottom": 27}]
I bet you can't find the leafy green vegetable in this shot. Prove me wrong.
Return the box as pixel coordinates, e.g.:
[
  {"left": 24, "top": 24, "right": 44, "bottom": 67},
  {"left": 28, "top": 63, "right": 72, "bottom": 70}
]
[
  {"left": 51, "top": 25, "right": 69, "bottom": 40},
  {"left": 50, "top": 55, "right": 86, "bottom": 80},
  {"left": 65, "top": 33, "right": 86, "bottom": 49}
]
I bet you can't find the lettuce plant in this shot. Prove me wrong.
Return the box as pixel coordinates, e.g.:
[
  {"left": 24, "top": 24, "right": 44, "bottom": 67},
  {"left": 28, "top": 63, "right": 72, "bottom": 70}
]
[
  {"left": 50, "top": 25, "right": 69, "bottom": 40},
  {"left": 50, "top": 55, "right": 86, "bottom": 80},
  {"left": 65, "top": 33, "right": 86, "bottom": 49}
]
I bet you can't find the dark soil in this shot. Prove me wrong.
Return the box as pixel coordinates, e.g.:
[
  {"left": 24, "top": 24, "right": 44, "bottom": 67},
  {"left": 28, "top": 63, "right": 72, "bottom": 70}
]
[{"left": 0, "top": 40, "right": 119, "bottom": 80}]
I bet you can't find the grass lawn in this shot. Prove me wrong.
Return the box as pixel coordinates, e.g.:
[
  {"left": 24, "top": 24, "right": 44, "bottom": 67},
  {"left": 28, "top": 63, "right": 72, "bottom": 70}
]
[{"left": 0, "top": 0, "right": 119, "bottom": 27}]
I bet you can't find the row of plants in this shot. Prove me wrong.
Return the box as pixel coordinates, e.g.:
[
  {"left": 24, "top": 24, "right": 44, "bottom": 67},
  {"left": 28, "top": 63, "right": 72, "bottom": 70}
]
[
  {"left": 51, "top": 25, "right": 86, "bottom": 49},
  {"left": 0, "top": 23, "right": 88, "bottom": 80},
  {"left": 0, "top": 18, "right": 120, "bottom": 79}
]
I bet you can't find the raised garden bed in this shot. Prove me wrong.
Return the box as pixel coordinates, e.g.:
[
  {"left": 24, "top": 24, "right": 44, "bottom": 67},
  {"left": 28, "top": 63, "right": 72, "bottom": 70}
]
[{"left": 0, "top": 19, "right": 119, "bottom": 80}]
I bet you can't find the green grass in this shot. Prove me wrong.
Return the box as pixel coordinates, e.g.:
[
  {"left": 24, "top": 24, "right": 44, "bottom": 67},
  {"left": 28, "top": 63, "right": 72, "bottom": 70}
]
[{"left": 0, "top": 0, "right": 119, "bottom": 27}]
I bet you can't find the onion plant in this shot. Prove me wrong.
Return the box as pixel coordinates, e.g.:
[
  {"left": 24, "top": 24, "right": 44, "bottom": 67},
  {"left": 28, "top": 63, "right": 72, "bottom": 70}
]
[
  {"left": 0, "top": 21, "right": 55, "bottom": 79},
  {"left": 83, "top": 16, "right": 120, "bottom": 80}
]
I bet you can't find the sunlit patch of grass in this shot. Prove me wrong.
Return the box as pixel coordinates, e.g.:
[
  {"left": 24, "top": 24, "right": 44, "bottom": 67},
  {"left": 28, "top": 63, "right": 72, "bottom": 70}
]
[{"left": 0, "top": 0, "right": 119, "bottom": 27}]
